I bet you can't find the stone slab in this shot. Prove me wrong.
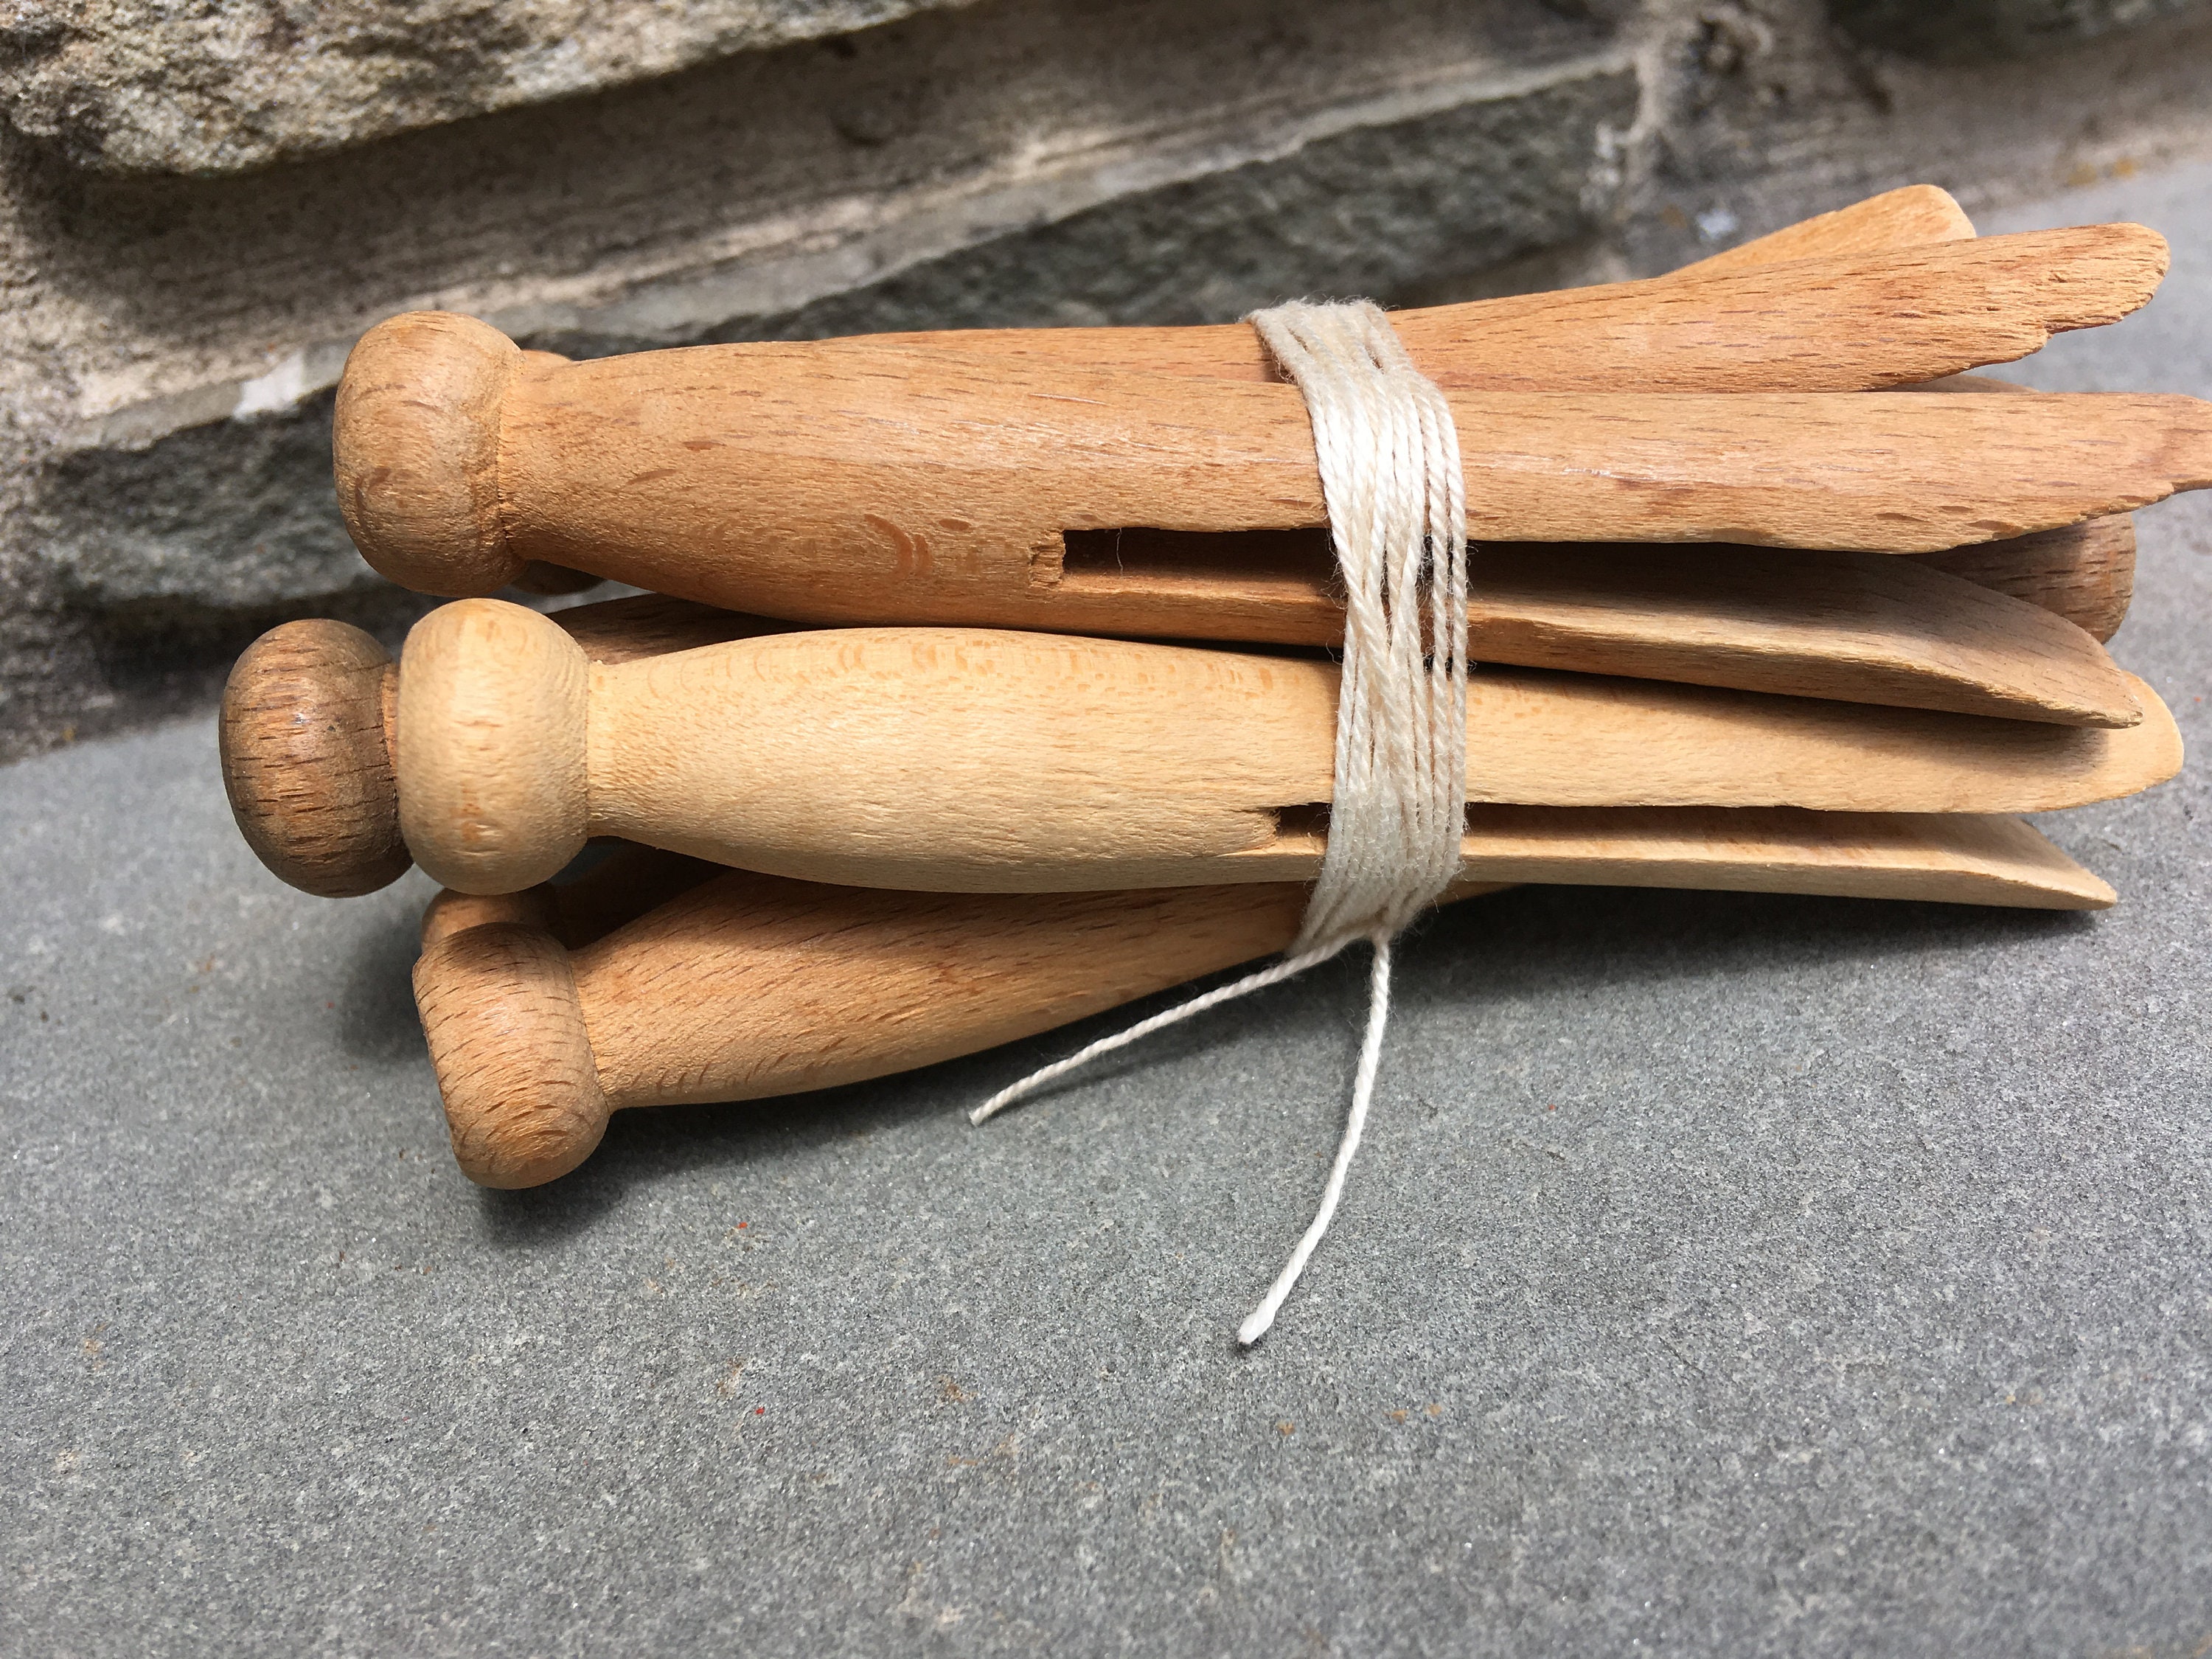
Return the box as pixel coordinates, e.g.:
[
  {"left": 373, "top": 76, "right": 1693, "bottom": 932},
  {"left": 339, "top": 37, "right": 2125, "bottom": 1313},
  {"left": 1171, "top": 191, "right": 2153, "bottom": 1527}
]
[
  {"left": 1831, "top": 0, "right": 2212, "bottom": 62},
  {"left": 0, "top": 0, "right": 980, "bottom": 175},
  {"left": 1, "top": 165, "right": 2211, "bottom": 1659}
]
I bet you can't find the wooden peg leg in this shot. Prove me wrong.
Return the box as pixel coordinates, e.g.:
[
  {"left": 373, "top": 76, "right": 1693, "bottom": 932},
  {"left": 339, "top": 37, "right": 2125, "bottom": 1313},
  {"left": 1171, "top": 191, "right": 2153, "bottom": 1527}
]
[
  {"left": 223, "top": 601, "right": 2183, "bottom": 897},
  {"left": 414, "top": 797, "right": 2110, "bottom": 1187},
  {"left": 415, "top": 872, "right": 1349, "bottom": 1186}
]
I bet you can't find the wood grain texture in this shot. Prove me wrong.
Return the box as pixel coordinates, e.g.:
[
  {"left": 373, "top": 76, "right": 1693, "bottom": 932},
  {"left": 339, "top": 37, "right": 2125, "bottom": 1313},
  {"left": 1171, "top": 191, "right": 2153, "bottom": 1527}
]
[
  {"left": 544, "top": 617, "right": 2182, "bottom": 893},
  {"left": 414, "top": 918, "right": 610, "bottom": 1189},
  {"left": 1238, "top": 804, "right": 2114, "bottom": 908},
  {"left": 1908, "top": 515, "right": 2136, "bottom": 642},
  {"left": 363, "top": 184, "right": 1979, "bottom": 621},
  {"left": 823, "top": 222, "right": 2136, "bottom": 392},
  {"left": 223, "top": 597, "right": 2179, "bottom": 898},
  {"left": 1898, "top": 379, "right": 2134, "bottom": 641},
  {"left": 582, "top": 524, "right": 2138, "bottom": 720},
  {"left": 479, "top": 348, "right": 2212, "bottom": 631},
  {"left": 335, "top": 226, "right": 2185, "bottom": 603},
  {"left": 218, "top": 619, "right": 408, "bottom": 897},
  {"left": 1054, "top": 532, "right": 2140, "bottom": 725},
  {"left": 218, "top": 596, "right": 795, "bottom": 898},
  {"left": 518, "top": 361, "right": 2136, "bottom": 718},
  {"left": 1669, "top": 184, "right": 1975, "bottom": 274},
  {"left": 414, "top": 798, "right": 2107, "bottom": 1185},
  {"left": 412, "top": 874, "right": 1311, "bottom": 1184},
  {"left": 397, "top": 599, "right": 590, "bottom": 893},
  {"left": 328, "top": 212, "right": 2136, "bottom": 657},
  {"left": 333, "top": 310, "right": 524, "bottom": 594},
  {"left": 419, "top": 884, "right": 560, "bottom": 950},
  {"left": 431, "top": 188, "right": 1973, "bottom": 400},
  {"left": 1466, "top": 540, "right": 2138, "bottom": 726},
  {"left": 447, "top": 187, "right": 1976, "bottom": 397}
]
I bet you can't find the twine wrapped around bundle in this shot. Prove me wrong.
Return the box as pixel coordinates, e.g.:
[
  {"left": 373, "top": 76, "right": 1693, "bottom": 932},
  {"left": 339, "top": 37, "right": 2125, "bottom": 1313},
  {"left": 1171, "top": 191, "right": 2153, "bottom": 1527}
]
[{"left": 973, "top": 299, "right": 1470, "bottom": 1345}]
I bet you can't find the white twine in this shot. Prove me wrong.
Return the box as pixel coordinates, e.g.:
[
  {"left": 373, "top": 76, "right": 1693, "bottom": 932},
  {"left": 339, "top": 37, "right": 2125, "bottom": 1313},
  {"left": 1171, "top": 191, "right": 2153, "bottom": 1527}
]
[{"left": 972, "top": 299, "right": 1469, "bottom": 1345}]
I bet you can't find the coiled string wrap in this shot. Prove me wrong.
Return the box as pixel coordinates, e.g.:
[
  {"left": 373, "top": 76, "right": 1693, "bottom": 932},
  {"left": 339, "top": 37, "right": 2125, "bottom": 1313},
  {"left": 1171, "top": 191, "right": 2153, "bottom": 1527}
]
[{"left": 972, "top": 300, "right": 1470, "bottom": 1346}]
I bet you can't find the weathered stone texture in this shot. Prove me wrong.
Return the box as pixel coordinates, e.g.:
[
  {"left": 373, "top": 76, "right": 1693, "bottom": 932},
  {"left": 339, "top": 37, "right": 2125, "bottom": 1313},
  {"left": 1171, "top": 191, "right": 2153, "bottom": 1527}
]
[
  {"left": 35, "top": 393, "right": 352, "bottom": 616},
  {"left": 0, "top": 0, "right": 979, "bottom": 174},
  {"left": 1831, "top": 0, "right": 2212, "bottom": 60},
  {"left": 668, "top": 67, "right": 1638, "bottom": 343}
]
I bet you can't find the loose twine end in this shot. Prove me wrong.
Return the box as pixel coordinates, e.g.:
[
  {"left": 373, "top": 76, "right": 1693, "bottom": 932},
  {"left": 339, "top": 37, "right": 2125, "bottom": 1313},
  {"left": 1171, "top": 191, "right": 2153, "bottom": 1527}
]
[
  {"left": 970, "top": 298, "right": 1467, "bottom": 1346},
  {"left": 976, "top": 929, "right": 1399, "bottom": 1348},
  {"left": 970, "top": 939, "right": 1354, "bottom": 1128}
]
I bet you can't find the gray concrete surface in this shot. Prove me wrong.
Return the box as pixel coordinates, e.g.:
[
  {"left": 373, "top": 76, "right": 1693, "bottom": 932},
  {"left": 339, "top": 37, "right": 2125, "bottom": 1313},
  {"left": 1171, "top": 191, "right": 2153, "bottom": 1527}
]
[{"left": 3, "top": 169, "right": 2211, "bottom": 1655}]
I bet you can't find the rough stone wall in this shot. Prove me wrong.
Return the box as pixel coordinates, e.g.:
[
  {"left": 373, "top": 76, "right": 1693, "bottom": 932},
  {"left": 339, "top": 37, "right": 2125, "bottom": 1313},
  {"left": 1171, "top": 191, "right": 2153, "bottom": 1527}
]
[
  {"left": 0, "top": 1, "right": 984, "bottom": 173},
  {"left": 3, "top": 0, "right": 2211, "bottom": 759}
]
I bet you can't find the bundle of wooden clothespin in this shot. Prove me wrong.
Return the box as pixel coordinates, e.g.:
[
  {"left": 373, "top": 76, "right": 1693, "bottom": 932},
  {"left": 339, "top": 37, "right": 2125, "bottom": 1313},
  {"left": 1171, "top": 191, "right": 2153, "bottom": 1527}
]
[{"left": 221, "top": 185, "right": 2198, "bottom": 1197}]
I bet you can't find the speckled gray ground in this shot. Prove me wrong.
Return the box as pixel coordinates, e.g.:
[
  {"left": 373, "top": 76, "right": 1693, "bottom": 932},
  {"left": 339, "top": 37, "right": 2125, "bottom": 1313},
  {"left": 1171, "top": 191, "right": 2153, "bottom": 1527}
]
[{"left": 4, "top": 167, "right": 2211, "bottom": 1658}]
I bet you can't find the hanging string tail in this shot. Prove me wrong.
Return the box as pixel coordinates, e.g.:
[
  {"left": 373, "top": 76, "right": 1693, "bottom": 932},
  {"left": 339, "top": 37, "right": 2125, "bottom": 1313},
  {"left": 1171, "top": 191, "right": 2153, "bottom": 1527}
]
[{"left": 971, "top": 299, "right": 1470, "bottom": 1346}]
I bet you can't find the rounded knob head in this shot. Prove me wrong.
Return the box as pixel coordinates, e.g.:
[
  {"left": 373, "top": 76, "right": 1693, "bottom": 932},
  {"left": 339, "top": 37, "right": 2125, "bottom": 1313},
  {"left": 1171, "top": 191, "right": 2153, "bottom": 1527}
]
[
  {"left": 220, "top": 619, "right": 411, "bottom": 897},
  {"left": 414, "top": 920, "right": 610, "bottom": 1188},
  {"left": 333, "top": 310, "right": 526, "bottom": 597}
]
